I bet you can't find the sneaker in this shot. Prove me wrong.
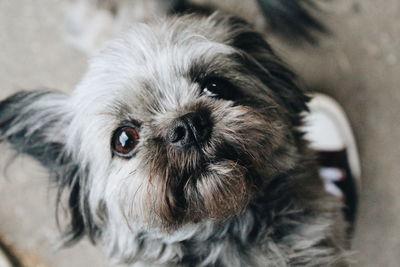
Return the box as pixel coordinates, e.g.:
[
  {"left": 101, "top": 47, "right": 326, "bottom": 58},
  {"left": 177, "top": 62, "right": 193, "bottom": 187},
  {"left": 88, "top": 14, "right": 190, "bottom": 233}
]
[{"left": 302, "top": 93, "right": 361, "bottom": 231}]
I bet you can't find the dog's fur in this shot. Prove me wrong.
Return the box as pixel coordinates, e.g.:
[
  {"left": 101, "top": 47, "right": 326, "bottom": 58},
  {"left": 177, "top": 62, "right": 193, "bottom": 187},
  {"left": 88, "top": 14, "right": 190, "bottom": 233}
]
[{"left": 0, "top": 1, "right": 348, "bottom": 266}]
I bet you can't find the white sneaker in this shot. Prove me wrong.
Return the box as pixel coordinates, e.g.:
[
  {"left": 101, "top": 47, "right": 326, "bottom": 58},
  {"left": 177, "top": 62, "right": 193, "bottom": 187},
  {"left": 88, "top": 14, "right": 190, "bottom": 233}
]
[{"left": 302, "top": 93, "right": 361, "bottom": 227}]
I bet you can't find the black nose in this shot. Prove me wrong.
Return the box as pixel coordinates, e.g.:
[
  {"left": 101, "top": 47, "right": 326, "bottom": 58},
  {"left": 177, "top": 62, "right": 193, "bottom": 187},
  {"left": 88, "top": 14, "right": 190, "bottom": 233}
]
[{"left": 167, "top": 111, "right": 212, "bottom": 148}]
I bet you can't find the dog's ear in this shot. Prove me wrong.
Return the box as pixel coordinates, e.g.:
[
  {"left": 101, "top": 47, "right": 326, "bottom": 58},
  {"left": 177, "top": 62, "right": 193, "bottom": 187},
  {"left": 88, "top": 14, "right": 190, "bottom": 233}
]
[
  {"left": 255, "top": 0, "right": 327, "bottom": 44},
  {"left": 0, "top": 91, "right": 97, "bottom": 244},
  {"left": 0, "top": 91, "right": 70, "bottom": 168},
  {"left": 221, "top": 16, "right": 309, "bottom": 125}
]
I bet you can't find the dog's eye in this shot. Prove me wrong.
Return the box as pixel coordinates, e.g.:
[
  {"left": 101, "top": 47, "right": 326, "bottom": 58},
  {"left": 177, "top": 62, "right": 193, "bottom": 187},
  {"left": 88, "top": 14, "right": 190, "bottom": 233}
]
[
  {"left": 201, "top": 78, "right": 234, "bottom": 100},
  {"left": 112, "top": 126, "right": 140, "bottom": 158}
]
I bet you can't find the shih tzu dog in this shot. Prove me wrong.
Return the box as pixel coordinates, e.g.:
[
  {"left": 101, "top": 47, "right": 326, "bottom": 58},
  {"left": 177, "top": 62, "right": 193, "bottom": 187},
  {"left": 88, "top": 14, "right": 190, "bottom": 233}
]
[{"left": 0, "top": 0, "right": 349, "bottom": 266}]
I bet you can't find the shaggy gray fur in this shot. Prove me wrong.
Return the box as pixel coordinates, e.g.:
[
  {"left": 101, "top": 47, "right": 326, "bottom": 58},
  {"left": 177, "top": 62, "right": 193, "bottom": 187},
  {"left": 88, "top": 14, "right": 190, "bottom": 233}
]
[{"left": 0, "top": 8, "right": 348, "bottom": 267}]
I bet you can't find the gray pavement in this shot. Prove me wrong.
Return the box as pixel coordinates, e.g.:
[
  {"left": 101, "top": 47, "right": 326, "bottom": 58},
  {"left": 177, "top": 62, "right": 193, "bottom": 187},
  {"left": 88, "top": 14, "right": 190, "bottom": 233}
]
[{"left": 0, "top": 0, "right": 399, "bottom": 266}]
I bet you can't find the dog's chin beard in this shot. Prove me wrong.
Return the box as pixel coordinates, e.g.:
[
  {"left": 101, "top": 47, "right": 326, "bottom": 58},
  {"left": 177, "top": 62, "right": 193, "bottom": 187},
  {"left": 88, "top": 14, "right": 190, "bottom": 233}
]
[{"left": 143, "top": 141, "right": 261, "bottom": 232}]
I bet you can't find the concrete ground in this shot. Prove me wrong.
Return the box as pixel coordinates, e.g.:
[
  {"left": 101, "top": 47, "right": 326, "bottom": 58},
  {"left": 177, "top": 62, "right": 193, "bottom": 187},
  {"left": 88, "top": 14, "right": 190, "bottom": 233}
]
[{"left": 0, "top": 0, "right": 399, "bottom": 266}]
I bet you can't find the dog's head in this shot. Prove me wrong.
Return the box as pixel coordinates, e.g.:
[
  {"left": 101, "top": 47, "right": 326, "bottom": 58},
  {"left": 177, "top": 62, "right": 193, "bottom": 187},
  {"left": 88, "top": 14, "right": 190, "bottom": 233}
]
[{"left": 0, "top": 13, "right": 308, "bottom": 248}]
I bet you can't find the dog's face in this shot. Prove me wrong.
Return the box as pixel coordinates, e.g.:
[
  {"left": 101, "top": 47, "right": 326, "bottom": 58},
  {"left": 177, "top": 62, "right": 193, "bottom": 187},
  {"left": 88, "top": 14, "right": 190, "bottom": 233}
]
[{"left": 0, "top": 13, "right": 308, "bottom": 249}]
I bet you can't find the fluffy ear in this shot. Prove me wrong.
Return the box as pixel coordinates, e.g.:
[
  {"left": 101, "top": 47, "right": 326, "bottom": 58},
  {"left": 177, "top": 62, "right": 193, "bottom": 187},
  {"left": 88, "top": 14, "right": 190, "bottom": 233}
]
[
  {"left": 0, "top": 91, "right": 69, "bottom": 168},
  {"left": 255, "top": 0, "right": 327, "bottom": 43},
  {"left": 222, "top": 16, "right": 310, "bottom": 125},
  {"left": 0, "top": 91, "right": 97, "bottom": 244}
]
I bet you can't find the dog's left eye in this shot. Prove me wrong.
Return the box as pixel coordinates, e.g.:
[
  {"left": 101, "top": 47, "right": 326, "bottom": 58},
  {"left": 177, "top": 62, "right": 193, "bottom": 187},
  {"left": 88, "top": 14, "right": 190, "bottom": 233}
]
[
  {"left": 201, "top": 78, "right": 234, "bottom": 100},
  {"left": 111, "top": 126, "right": 140, "bottom": 158}
]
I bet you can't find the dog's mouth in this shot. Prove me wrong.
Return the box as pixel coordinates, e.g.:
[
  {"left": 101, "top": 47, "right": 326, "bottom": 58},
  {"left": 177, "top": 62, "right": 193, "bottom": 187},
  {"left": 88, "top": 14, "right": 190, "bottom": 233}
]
[{"left": 146, "top": 139, "right": 262, "bottom": 230}]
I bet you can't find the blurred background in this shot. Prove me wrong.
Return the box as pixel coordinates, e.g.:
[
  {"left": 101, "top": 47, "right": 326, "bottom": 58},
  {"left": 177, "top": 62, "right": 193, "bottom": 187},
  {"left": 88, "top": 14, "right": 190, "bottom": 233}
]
[{"left": 0, "top": 0, "right": 399, "bottom": 266}]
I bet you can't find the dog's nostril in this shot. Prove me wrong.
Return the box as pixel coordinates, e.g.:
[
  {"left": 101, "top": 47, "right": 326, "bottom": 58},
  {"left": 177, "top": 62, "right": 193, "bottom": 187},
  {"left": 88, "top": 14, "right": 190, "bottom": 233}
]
[
  {"left": 167, "top": 111, "right": 212, "bottom": 148},
  {"left": 170, "top": 125, "right": 187, "bottom": 143},
  {"left": 192, "top": 116, "right": 204, "bottom": 129}
]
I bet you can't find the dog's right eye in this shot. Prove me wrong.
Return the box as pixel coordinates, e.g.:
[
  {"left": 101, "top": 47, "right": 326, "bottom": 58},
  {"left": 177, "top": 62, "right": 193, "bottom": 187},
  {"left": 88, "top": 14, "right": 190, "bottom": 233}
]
[{"left": 111, "top": 126, "right": 139, "bottom": 158}]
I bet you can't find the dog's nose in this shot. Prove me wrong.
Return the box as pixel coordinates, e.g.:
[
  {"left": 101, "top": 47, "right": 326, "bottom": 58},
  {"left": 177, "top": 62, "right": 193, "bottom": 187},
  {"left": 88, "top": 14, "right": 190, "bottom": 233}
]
[{"left": 167, "top": 111, "right": 212, "bottom": 148}]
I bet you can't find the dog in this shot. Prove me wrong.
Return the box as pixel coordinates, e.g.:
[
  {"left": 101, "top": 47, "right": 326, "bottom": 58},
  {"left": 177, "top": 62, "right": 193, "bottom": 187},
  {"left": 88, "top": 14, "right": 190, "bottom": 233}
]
[{"left": 0, "top": 1, "right": 348, "bottom": 266}]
